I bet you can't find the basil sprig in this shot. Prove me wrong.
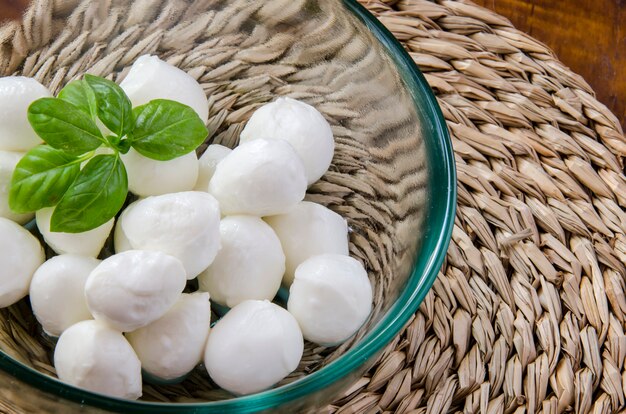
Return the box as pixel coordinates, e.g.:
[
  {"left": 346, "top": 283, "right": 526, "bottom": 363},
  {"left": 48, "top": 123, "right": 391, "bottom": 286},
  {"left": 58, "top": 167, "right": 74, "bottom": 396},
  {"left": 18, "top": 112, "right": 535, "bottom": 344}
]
[{"left": 9, "top": 75, "right": 209, "bottom": 233}]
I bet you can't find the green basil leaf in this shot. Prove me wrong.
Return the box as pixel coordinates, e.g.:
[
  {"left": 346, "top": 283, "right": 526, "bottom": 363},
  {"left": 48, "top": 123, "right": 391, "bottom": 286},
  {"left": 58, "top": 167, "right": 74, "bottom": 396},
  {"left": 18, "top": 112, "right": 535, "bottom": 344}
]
[
  {"left": 8, "top": 145, "right": 82, "bottom": 213},
  {"left": 130, "top": 99, "right": 208, "bottom": 161},
  {"left": 51, "top": 154, "right": 127, "bottom": 233},
  {"left": 27, "top": 98, "right": 104, "bottom": 156},
  {"left": 85, "top": 74, "right": 133, "bottom": 137},
  {"left": 58, "top": 80, "right": 97, "bottom": 120}
]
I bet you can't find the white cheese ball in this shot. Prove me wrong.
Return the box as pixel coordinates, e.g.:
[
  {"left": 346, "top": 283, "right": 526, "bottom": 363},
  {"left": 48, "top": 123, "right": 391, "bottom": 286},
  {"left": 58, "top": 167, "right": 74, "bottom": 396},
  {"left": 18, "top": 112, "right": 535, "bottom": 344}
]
[
  {"left": 204, "top": 300, "right": 303, "bottom": 395},
  {"left": 29, "top": 254, "right": 99, "bottom": 337},
  {"left": 0, "top": 151, "right": 33, "bottom": 224},
  {"left": 113, "top": 224, "right": 132, "bottom": 252},
  {"left": 119, "top": 192, "right": 221, "bottom": 278},
  {"left": 127, "top": 292, "right": 211, "bottom": 381},
  {"left": 208, "top": 139, "right": 306, "bottom": 216},
  {"left": 194, "top": 144, "right": 232, "bottom": 191},
  {"left": 0, "top": 76, "right": 51, "bottom": 152},
  {"left": 265, "top": 201, "right": 349, "bottom": 285},
  {"left": 54, "top": 320, "right": 142, "bottom": 400},
  {"left": 120, "top": 54, "right": 208, "bottom": 123},
  {"left": 122, "top": 149, "right": 199, "bottom": 197},
  {"left": 85, "top": 250, "right": 186, "bottom": 332},
  {"left": 198, "top": 216, "right": 285, "bottom": 307},
  {"left": 0, "top": 217, "right": 45, "bottom": 307},
  {"left": 36, "top": 207, "right": 114, "bottom": 257},
  {"left": 288, "top": 254, "right": 372, "bottom": 345},
  {"left": 113, "top": 201, "right": 136, "bottom": 253},
  {"left": 240, "top": 97, "right": 334, "bottom": 185}
]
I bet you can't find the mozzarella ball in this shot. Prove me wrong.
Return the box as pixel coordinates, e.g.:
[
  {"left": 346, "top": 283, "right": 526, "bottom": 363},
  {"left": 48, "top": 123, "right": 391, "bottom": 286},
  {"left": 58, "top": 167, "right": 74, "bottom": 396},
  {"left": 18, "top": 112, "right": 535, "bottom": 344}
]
[
  {"left": 113, "top": 201, "right": 136, "bottom": 253},
  {"left": 0, "top": 76, "right": 51, "bottom": 152},
  {"left": 120, "top": 192, "right": 220, "bottom": 278},
  {"left": 240, "top": 97, "right": 334, "bottom": 185},
  {"left": 113, "top": 225, "right": 132, "bottom": 252},
  {"left": 288, "top": 254, "right": 372, "bottom": 345},
  {"left": 194, "top": 144, "right": 231, "bottom": 191},
  {"left": 0, "top": 217, "right": 45, "bottom": 307},
  {"left": 198, "top": 216, "right": 284, "bottom": 307},
  {"left": 208, "top": 139, "right": 306, "bottom": 216},
  {"left": 85, "top": 250, "right": 186, "bottom": 332},
  {"left": 265, "top": 201, "right": 349, "bottom": 285},
  {"left": 120, "top": 54, "right": 208, "bottom": 123},
  {"left": 54, "top": 320, "right": 142, "bottom": 400},
  {"left": 36, "top": 207, "right": 114, "bottom": 257},
  {"left": 0, "top": 151, "right": 33, "bottom": 223},
  {"left": 127, "top": 292, "right": 211, "bottom": 381},
  {"left": 122, "top": 149, "right": 199, "bottom": 197},
  {"left": 29, "top": 254, "right": 99, "bottom": 337},
  {"left": 204, "top": 300, "right": 303, "bottom": 395}
]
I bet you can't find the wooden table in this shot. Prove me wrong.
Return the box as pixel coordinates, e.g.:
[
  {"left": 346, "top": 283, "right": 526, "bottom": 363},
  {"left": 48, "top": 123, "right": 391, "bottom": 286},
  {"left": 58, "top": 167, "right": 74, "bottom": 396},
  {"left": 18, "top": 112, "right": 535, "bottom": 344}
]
[{"left": 1, "top": 0, "right": 624, "bottom": 129}]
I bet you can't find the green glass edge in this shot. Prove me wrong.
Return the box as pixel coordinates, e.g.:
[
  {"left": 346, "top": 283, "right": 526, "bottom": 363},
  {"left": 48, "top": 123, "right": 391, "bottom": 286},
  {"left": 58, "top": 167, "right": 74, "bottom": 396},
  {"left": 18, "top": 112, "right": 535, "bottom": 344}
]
[{"left": 0, "top": 1, "right": 457, "bottom": 412}]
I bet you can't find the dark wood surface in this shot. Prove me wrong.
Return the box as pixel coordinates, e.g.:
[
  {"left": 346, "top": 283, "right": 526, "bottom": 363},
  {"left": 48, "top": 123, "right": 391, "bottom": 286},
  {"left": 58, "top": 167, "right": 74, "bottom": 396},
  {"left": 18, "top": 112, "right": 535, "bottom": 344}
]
[
  {"left": 0, "top": 0, "right": 624, "bottom": 129},
  {"left": 0, "top": 0, "right": 24, "bottom": 20}
]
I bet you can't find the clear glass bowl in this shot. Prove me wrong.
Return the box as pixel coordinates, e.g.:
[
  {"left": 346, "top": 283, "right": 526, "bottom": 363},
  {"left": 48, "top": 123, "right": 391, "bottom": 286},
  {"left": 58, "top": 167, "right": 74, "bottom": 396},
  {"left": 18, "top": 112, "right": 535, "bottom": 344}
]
[{"left": 0, "top": 0, "right": 456, "bottom": 412}]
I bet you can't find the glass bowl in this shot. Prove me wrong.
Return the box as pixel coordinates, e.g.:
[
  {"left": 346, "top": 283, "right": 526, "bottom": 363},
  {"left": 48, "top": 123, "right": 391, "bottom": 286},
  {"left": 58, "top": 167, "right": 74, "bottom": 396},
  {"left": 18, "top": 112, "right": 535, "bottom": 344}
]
[{"left": 0, "top": 0, "right": 456, "bottom": 412}]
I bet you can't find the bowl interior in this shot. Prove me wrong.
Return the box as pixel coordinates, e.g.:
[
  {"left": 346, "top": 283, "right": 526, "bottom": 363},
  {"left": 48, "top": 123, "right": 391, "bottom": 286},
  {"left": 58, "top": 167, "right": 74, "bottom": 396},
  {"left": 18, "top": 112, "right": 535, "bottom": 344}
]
[{"left": 0, "top": 0, "right": 455, "bottom": 412}]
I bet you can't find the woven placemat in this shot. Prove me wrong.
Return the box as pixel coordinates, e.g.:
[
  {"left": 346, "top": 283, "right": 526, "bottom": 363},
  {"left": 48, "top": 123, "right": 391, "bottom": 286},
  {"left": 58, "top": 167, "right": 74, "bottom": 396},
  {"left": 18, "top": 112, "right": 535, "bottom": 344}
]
[
  {"left": 0, "top": 0, "right": 624, "bottom": 413},
  {"left": 327, "top": 1, "right": 626, "bottom": 413}
]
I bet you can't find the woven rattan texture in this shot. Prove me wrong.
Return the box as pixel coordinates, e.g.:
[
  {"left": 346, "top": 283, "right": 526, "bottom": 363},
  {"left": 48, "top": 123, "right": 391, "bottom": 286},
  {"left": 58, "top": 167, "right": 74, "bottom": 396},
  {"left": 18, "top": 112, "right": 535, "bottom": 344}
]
[
  {"left": 0, "top": 0, "right": 625, "bottom": 413},
  {"left": 326, "top": 1, "right": 626, "bottom": 413}
]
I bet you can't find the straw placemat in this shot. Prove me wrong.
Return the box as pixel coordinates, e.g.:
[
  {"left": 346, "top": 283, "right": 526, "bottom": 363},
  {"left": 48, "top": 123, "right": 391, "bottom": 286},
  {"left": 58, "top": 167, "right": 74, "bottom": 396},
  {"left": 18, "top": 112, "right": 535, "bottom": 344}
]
[
  {"left": 0, "top": 0, "right": 624, "bottom": 413},
  {"left": 328, "top": 1, "right": 626, "bottom": 413}
]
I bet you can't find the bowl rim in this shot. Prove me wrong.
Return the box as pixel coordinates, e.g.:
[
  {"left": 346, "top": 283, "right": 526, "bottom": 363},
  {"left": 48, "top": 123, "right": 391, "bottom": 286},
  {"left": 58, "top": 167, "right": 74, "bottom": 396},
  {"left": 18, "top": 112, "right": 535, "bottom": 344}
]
[{"left": 0, "top": 1, "right": 457, "bottom": 412}]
